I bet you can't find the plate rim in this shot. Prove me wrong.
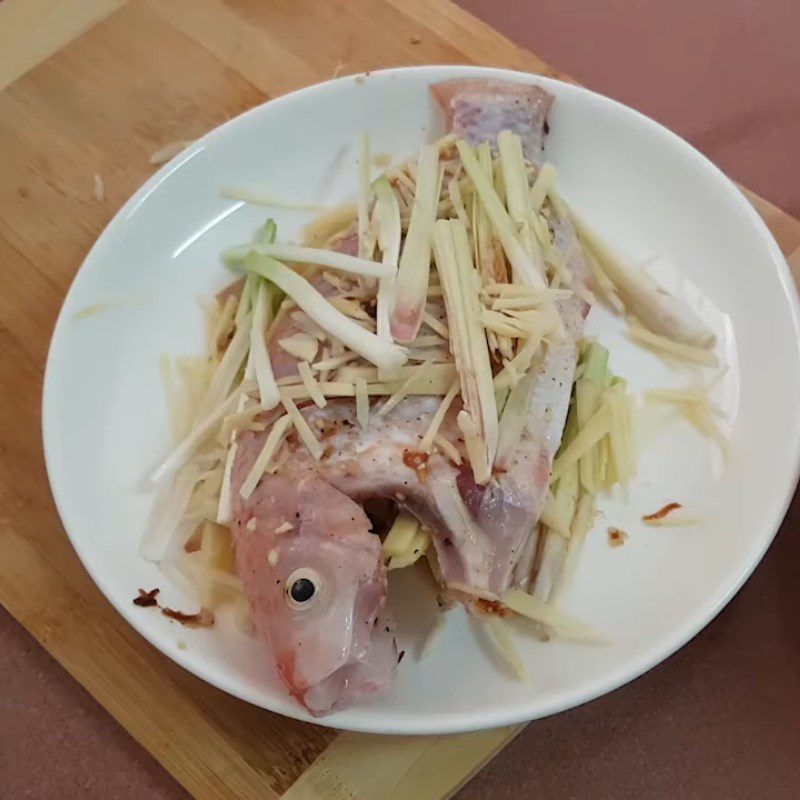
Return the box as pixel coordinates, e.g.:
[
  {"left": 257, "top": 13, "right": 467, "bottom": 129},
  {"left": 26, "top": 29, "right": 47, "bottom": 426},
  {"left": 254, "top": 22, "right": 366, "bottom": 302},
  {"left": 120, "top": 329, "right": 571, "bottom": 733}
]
[{"left": 41, "top": 64, "right": 800, "bottom": 735}]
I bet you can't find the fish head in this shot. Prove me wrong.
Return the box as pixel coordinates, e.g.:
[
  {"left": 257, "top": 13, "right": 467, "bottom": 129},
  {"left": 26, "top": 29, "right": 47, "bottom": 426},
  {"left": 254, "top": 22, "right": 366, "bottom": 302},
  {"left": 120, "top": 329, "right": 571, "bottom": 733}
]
[
  {"left": 268, "top": 530, "right": 387, "bottom": 701},
  {"left": 235, "top": 474, "right": 394, "bottom": 714}
]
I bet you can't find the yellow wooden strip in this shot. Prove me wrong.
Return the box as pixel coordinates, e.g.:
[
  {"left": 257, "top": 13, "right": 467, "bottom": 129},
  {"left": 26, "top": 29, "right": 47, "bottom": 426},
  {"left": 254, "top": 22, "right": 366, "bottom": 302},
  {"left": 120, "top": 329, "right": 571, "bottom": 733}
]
[
  {"left": 0, "top": 0, "right": 128, "bottom": 91},
  {"left": 282, "top": 726, "right": 523, "bottom": 800},
  {"left": 145, "top": 0, "right": 318, "bottom": 97}
]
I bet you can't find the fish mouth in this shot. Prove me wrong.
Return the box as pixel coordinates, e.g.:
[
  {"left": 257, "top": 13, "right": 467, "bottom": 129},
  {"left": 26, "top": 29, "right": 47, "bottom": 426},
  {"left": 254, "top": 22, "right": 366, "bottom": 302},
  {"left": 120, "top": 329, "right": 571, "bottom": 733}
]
[
  {"left": 276, "top": 616, "right": 398, "bottom": 717},
  {"left": 276, "top": 654, "right": 379, "bottom": 717}
]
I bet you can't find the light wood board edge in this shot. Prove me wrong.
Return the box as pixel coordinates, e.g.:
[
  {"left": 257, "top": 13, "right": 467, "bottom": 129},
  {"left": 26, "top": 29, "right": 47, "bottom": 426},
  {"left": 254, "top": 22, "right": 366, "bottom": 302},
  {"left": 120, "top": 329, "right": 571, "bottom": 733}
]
[
  {"left": 0, "top": 0, "right": 128, "bottom": 91},
  {"left": 282, "top": 725, "right": 523, "bottom": 800}
]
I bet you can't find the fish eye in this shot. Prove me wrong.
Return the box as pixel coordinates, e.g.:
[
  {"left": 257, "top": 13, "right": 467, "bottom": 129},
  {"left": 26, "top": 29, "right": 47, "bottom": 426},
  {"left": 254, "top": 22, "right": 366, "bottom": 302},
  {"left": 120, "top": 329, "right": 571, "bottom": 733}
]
[{"left": 286, "top": 568, "right": 322, "bottom": 610}]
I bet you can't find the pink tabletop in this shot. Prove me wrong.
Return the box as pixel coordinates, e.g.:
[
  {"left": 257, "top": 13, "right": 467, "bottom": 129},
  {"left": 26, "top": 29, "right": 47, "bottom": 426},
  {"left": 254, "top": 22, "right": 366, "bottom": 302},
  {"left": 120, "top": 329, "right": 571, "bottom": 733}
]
[{"left": 2, "top": 1, "right": 799, "bottom": 797}]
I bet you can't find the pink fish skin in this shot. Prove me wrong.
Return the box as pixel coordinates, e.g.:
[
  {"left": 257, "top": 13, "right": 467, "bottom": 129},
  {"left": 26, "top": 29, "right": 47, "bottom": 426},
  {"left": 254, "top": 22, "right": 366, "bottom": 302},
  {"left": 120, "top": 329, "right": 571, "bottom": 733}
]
[
  {"left": 229, "top": 78, "right": 591, "bottom": 714},
  {"left": 431, "top": 78, "right": 554, "bottom": 158},
  {"left": 231, "top": 472, "right": 396, "bottom": 716},
  {"left": 431, "top": 78, "right": 590, "bottom": 593},
  {"left": 230, "top": 232, "right": 397, "bottom": 717}
]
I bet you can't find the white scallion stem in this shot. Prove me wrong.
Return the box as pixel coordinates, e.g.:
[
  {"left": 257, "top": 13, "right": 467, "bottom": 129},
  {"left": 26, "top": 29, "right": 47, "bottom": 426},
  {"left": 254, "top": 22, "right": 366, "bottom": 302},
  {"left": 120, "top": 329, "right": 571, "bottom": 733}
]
[
  {"left": 373, "top": 175, "right": 401, "bottom": 342},
  {"left": 224, "top": 242, "right": 393, "bottom": 279},
  {"left": 358, "top": 132, "right": 373, "bottom": 259},
  {"left": 568, "top": 203, "right": 716, "bottom": 348},
  {"left": 151, "top": 387, "right": 242, "bottom": 485},
  {"left": 196, "top": 312, "right": 252, "bottom": 421},
  {"left": 390, "top": 143, "right": 440, "bottom": 342},
  {"left": 239, "top": 414, "right": 293, "bottom": 499},
  {"left": 249, "top": 281, "right": 280, "bottom": 410},
  {"left": 244, "top": 254, "right": 407, "bottom": 370}
]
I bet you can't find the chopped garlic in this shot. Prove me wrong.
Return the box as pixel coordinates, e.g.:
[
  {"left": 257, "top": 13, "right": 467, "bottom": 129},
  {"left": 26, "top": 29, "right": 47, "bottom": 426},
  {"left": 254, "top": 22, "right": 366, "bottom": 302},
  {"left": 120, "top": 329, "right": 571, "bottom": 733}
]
[
  {"left": 278, "top": 333, "right": 319, "bottom": 363},
  {"left": 289, "top": 311, "right": 327, "bottom": 341},
  {"left": 330, "top": 296, "right": 372, "bottom": 320}
]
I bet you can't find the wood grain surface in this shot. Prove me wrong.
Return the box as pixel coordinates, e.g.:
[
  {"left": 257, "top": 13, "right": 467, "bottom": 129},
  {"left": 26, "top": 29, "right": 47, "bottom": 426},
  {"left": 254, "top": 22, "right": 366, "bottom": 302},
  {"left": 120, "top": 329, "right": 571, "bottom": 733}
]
[{"left": 0, "top": 1, "right": 798, "bottom": 798}]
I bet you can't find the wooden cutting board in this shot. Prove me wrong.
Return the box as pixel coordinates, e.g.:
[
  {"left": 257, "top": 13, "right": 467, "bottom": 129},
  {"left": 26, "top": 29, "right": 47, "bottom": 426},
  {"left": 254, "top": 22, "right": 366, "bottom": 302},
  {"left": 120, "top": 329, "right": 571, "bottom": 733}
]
[{"left": 1, "top": 1, "right": 799, "bottom": 798}]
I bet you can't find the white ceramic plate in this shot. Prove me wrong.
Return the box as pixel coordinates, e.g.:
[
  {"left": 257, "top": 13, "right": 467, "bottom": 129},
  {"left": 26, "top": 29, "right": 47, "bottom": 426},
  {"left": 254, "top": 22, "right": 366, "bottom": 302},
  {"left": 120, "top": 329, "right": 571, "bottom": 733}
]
[{"left": 43, "top": 66, "right": 800, "bottom": 735}]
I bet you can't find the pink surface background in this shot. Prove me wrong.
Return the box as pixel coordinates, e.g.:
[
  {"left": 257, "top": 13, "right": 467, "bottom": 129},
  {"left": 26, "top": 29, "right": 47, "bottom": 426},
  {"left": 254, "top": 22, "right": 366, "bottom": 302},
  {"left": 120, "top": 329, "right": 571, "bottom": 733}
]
[
  {"left": 460, "top": 0, "right": 800, "bottom": 217},
  {"left": 2, "top": 1, "right": 800, "bottom": 797}
]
